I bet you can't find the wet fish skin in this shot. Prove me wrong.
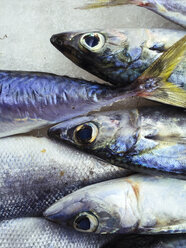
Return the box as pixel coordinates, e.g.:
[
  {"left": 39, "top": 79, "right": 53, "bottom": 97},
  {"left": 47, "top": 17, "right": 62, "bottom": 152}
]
[
  {"left": 50, "top": 29, "right": 185, "bottom": 87},
  {"left": 0, "top": 217, "right": 113, "bottom": 248},
  {"left": 48, "top": 106, "right": 186, "bottom": 177},
  {"left": 80, "top": 0, "right": 186, "bottom": 28},
  {"left": 102, "top": 234, "right": 186, "bottom": 248},
  {"left": 0, "top": 136, "right": 129, "bottom": 220},
  {"left": 44, "top": 174, "right": 186, "bottom": 234},
  {"left": 0, "top": 70, "right": 129, "bottom": 138}
]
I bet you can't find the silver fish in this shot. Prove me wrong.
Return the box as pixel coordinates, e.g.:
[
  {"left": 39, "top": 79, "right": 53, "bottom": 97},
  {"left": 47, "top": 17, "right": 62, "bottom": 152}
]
[
  {"left": 0, "top": 70, "right": 130, "bottom": 138},
  {"left": 44, "top": 174, "right": 186, "bottom": 234},
  {"left": 0, "top": 217, "right": 112, "bottom": 248},
  {"left": 80, "top": 0, "right": 186, "bottom": 28},
  {"left": 0, "top": 136, "right": 129, "bottom": 220},
  {"left": 48, "top": 106, "right": 186, "bottom": 177}
]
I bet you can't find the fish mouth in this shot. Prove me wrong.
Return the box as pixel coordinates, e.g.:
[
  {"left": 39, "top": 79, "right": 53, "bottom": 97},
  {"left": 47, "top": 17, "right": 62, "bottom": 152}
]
[
  {"left": 50, "top": 32, "right": 82, "bottom": 65},
  {"left": 50, "top": 33, "right": 68, "bottom": 53}
]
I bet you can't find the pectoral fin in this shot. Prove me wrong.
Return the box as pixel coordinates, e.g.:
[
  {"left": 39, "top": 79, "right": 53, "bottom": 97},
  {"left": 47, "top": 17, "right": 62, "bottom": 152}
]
[{"left": 136, "top": 35, "right": 186, "bottom": 108}]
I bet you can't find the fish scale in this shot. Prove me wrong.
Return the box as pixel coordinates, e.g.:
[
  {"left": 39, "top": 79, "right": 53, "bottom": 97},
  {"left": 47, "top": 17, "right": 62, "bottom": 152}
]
[
  {"left": 0, "top": 136, "right": 129, "bottom": 220},
  {"left": 0, "top": 217, "right": 112, "bottom": 248}
]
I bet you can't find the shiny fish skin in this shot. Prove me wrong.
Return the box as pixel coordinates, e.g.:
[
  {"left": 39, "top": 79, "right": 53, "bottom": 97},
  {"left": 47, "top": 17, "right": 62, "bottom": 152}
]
[
  {"left": 50, "top": 29, "right": 185, "bottom": 87},
  {"left": 48, "top": 106, "right": 186, "bottom": 177},
  {"left": 0, "top": 217, "right": 112, "bottom": 248},
  {"left": 103, "top": 234, "right": 186, "bottom": 248},
  {"left": 0, "top": 70, "right": 129, "bottom": 138},
  {"left": 0, "top": 136, "right": 128, "bottom": 220},
  {"left": 81, "top": 0, "right": 186, "bottom": 28},
  {"left": 44, "top": 175, "right": 186, "bottom": 234}
]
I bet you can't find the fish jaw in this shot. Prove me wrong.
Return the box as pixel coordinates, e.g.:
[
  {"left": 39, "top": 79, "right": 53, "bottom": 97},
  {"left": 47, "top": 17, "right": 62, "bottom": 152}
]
[
  {"left": 50, "top": 32, "right": 89, "bottom": 71},
  {"left": 44, "top": 178, "right": 139, "bottom": 234}
]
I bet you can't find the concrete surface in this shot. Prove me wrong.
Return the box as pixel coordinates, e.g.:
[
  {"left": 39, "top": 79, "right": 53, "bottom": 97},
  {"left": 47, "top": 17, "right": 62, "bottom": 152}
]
[{"left": 0, "top": 0, "right": 183, "bottom": 108}]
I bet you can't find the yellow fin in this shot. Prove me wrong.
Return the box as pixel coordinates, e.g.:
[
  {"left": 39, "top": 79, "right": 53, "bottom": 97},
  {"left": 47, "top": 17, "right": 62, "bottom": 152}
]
[
  {"left": 79, "top": 0, "right": 136, "bottom": 9},
  {"left": 136, "top": 35, "right": 186, "bottom": 108}
]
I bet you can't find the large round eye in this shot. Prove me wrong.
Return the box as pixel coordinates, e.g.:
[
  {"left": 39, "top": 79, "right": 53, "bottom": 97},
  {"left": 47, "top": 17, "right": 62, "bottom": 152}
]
[
  {"left": 73, "top": 212, "right": 98, "bottom": 233},
  {"left": 80, "top": 33, "right": 105, "bottom": 52},
  {"left": 73, "top": 122, "right": 98, "bottom": 145}
]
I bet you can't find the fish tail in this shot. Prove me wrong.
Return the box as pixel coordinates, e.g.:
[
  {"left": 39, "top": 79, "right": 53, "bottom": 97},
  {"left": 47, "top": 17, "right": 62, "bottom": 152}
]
[
  {"left": 136, "top": 35, "right": 186, "bottom": 108},
  {"left": 78, "top": 0, "right": 141, "bottom": 10}
]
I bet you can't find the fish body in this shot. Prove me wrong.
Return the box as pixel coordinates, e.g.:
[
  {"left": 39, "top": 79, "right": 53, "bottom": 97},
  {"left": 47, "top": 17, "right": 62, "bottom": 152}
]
[
  {"left": 103, "top": 234, "right": 186, "bottom": 248},
  {"left": 48, "top": 106, "right": 186, "bottom": 177},
  {"left": 0, "top": 136, "right": 128, "bottom": 220},
  {"left": 0, "top": 217, "right": 112, "bottom": 248},
  {"left": 0, "top": 70, "right": 128, "bottom": 138},
  {"left": 81, "top": 0, "right": 186, "bottom": 28},
  {"left": 44, "top": 174, "right": 186, "bottom": 234},
  {"left": 50, "top": 29, "right": 186, "bottom": 88}
]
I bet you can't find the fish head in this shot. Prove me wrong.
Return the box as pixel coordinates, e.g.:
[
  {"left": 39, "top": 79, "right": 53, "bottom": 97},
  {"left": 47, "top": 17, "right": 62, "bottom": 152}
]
[
  {"left": 48, "top": 110, "right": 139, "bottom": 163},
  {"left": 44, "top": 178, "right": 134, "bottom": 234},
  {"left": 50, "top": 30, "right": 141, "bottom": 86}
]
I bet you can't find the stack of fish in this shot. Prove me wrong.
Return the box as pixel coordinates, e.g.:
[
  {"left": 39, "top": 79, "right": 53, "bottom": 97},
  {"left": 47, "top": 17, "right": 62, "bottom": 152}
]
[{"left": 0, "top": 1, "right": 186, "bottom": 247}]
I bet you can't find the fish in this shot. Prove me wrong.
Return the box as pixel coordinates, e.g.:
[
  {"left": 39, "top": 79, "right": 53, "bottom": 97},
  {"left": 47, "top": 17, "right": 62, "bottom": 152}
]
[
  {"left": 0, "top": 70, "right": 132, "bottom": 138},
  {"left": 0, "top": 136, "right": 129, "bottom": 220},
  {"left": 50, "top": 30, "right": 186, "bottom": 108},
  {"left": 48, "top": 106, "right": 186, "bottom": 177},
  {"left": 102, "top": 234, "right": 186, "bottom": 248},
  {"left": 79, "top": 0, "right": 186, "bottom": 28},
  {"left": 0, "top": 217, "right": 113, "bottom": 248},
  {"left": 44, "top": 174, "right": 186, "bottom": 234}
]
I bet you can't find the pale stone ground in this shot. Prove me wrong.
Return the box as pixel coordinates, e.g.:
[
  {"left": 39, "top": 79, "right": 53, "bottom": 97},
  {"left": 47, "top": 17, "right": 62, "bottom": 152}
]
[{"left": 0, "top": 0, "right": 183, "bottom": 109}]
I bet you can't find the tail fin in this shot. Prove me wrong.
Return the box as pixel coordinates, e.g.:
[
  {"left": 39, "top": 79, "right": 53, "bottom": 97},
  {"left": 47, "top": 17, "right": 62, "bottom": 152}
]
[
  {"left": 78, "top": 0, "right": 137, "bottom": 9},
  {"left": 135, "top": 35, "right": 186, "bottom": 108}
]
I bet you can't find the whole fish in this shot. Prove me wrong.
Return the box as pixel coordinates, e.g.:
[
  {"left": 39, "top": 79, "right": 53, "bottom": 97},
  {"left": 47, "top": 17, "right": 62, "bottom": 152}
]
[
  {"left": 50, "top": 30, "right": 186, "bottom": 108},
  {"left": 0, "top": 70, "right": 131, "bottom": 138},
  {"left": 0, "top": 136, "right": 128, "bottom": 220},
  {"left": 44, "top": 174, "right": 186, "bottom": 234},
  {"left": 80, "top": 0, "right": 186, "bottom": 28},
  {"left": 48, "top": 106, "right": 186, "bottom": 177},
  {"left": 103, "top": 234, "right": 186, "bottom": 248},
  {"left": 0, "top": 217, "right": 113, "bottom": 248}
]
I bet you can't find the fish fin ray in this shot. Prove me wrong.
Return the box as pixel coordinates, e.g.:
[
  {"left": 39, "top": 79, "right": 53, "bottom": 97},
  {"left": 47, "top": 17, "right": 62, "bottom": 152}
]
[
  {"left": 136, "top": 35, "right": 186, "bottom": 108},
  {"left": 78, "top": 0, "right": 139, "bottom": 9},
  {"left": 144, "top": 81, "right": 186, "bottom": 108}
]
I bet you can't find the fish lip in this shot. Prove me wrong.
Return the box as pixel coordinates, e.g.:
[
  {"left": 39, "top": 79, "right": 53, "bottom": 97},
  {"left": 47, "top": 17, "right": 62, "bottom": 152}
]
[
  {"left": 43, "top": 202, "right": 63, "bottom": 221},
  {"left": 50, "top": 34, "right": 66, "bottom": 52}
]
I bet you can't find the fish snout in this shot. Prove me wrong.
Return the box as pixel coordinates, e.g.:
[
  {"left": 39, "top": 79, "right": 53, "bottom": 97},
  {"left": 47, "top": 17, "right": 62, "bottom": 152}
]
[
  {"left": 50, "top": 33, "right": 65, "bottom": 50},
  {"left": 50, "top": 32, "right": 77, "bottom": 51}
]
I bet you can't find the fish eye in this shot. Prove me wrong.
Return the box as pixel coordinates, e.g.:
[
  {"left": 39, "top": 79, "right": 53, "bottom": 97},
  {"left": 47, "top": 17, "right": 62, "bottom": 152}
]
[
  {"left": 80, "top": 32, "right": 105, "bottom": 52},
  {"left": 73, "top": 122, "right": 98, "bottom": 145},
  {"left": 73, "top": 212, "right": 98, "bottom": 233}
]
